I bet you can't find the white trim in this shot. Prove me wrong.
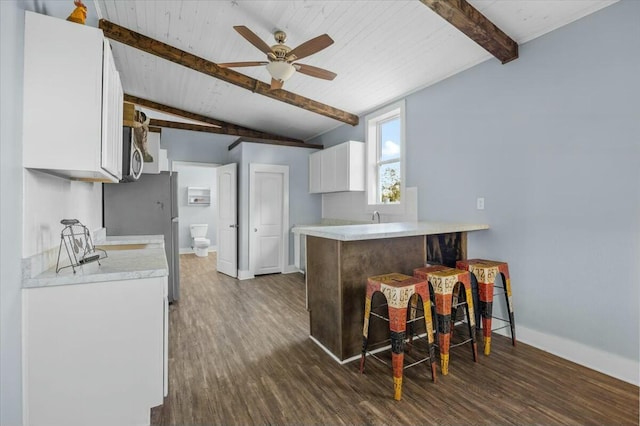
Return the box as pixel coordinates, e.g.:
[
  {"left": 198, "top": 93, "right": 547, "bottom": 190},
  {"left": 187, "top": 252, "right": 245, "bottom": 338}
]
[
  {"left": 312, "top": 322, "right": 639, "bottom": 385},
  {"left": 284, "top": 264, "right": 302, "bottom": 274},
  {"left": 237, "top": 269, "right": 255, "bottom": 280},
  {"left": 364, "top": 99, "right": 406, "bottom": 215},
  {"left": 171, "top": 160, "right": 221, "bottom": 171},
  {"left": 309, "top": 335, "right": 348, "bottom": 364},
  {"left": 309, "top": 332, "right": 430, "bottom": 365},
  {"left": 249, "top": 163, "right": 289, "bottom": 276},
  {"left": 511, "top": 325, "right": 639, "bottom": 386}
]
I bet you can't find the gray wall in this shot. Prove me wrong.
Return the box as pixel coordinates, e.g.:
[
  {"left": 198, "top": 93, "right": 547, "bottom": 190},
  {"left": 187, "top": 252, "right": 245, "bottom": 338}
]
[
  {"left": 229, "top": 142, "right": 322, "bottom": 272},
  {"left": 311, "top": 0, "right": 640, "bottom": 373},
  {"left": 161, "top": 128, "right": 233, "bottom": 164}
]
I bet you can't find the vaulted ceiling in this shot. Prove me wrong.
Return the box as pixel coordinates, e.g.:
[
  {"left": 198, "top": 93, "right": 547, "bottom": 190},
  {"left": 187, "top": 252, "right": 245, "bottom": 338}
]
[{"left": 93, "top": 0, "right": 617, "bottom": 141}]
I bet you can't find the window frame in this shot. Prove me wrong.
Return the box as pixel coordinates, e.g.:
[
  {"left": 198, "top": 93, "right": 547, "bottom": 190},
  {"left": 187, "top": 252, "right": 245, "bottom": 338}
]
[{"left": 365, "top": 100, "right": 406, "bottom": 215}]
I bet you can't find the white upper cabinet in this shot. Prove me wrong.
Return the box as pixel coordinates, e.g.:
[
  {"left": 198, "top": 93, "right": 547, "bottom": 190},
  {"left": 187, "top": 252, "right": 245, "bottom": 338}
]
[
  {"left": 309, "top": 141, "right": 365, "bottom": 193},
  {"left": 23, "top": 12, "right": 123, "bottom": 183}
]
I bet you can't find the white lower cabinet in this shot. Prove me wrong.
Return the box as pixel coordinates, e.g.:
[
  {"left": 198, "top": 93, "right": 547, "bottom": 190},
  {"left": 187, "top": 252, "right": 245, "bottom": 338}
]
[{"left": 22, "top": 277, "right": 167, "bottom": 426}]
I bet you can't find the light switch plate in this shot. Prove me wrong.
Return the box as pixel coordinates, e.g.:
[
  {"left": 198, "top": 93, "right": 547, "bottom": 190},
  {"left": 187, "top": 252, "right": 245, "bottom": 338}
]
[{"left": 477, "top": 197, "right": 485, "bottom": 210}]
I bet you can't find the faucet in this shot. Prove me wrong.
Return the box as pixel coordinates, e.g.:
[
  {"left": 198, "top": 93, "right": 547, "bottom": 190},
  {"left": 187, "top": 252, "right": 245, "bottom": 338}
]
[{"left": 372, "top": 211, "right": 381, "bottom": 223}]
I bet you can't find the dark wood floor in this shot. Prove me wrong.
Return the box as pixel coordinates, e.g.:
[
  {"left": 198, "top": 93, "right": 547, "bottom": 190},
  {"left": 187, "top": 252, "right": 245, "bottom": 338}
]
[{"left": 151, "top": 253, "right": 639, "bottom": 425}]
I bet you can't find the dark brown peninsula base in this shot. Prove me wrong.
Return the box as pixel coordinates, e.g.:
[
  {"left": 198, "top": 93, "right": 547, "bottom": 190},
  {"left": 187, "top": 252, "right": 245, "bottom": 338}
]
[{"left": 306, "top": 232, "right": 468, "bottom": 362}]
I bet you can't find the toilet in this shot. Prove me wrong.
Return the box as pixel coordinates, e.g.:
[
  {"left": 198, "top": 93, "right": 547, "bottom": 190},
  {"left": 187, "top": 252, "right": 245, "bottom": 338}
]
[{"left": 190, "top": 224, "right": 210, "bottom": 257}]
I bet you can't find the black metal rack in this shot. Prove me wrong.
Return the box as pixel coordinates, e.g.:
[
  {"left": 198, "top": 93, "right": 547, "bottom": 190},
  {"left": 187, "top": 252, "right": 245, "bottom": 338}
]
[{"left": 56, "top": 219, "right": 107, "bottom": 274}]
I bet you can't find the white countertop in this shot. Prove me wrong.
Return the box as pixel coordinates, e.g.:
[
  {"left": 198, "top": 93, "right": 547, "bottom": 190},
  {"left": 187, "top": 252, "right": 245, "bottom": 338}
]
[
  {"left": 95, "top": 234, "right": 165, "bottom": 246},
  {"left": 23, "top": 247, "right": 168, "bottom": 289},
  {"left": 291, "top": 221, "right": 489, "bottom": 241}
]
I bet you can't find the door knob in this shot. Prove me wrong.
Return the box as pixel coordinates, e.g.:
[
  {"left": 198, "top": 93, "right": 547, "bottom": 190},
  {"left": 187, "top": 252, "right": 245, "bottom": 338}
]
[
  {"left": 254, "top": 228, "right": 257, "bottom": 232},
  {"left": 229, "top": 224, "right": 237, "bottom": 228}
]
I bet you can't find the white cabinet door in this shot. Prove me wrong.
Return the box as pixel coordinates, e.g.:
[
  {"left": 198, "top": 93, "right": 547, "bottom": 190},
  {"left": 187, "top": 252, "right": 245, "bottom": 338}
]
[
  {"left": 346, "top": 141, "right": 365, "bottom": 191},
  {"left": 320, "top": 147, "right": 337, "bottom": 192},
  {"left": 309, "top": 150, "right": 322, "bottom": 193},
  {"left": 22, "top": 12, "right": 122, "bottom": 183},
  {"left": 23, "top": 277, "right": 165, "bottom": 426},
  {"left": 333, "top": 142, "right": 350, "bottom": 191},
  {"left": 101, "top": 39, "right": 123, "bottom": 180}
]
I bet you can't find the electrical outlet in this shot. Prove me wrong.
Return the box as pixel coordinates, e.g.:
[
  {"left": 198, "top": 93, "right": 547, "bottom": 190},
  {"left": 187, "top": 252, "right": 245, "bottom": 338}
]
[{"left": 476, "top": 197, "right": 485, "bottom": 210}]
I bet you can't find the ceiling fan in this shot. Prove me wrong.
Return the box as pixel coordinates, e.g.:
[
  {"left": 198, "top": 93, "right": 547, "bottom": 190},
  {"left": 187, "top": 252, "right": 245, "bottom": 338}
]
[{"left": 219, "top": 26, "right": 337, "bottom": 90}]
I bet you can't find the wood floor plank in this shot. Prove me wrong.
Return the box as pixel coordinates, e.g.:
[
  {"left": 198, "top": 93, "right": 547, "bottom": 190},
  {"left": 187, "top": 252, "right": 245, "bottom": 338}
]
[{"left": 151, "top": 253, "right": 639, "bottom": 425}]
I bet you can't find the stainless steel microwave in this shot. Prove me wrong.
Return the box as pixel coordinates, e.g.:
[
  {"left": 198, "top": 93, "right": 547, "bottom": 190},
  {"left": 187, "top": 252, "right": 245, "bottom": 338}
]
[{"left": 121, "top": 126, "right": 143, "bottom": 182}]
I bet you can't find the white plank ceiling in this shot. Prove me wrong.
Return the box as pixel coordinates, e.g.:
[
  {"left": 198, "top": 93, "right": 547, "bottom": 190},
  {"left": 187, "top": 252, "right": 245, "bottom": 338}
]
[{"left": 94, "top": 0, "right": 617, "bottom": 141}]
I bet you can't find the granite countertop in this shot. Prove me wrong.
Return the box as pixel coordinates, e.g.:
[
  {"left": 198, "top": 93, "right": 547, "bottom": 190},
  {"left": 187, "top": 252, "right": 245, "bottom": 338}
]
[
  {"left": 23, "top": 247, "right": 168, "bottom": 289},
  {"left": 291, "top": 221, "right": 489, "bottom": 241}
]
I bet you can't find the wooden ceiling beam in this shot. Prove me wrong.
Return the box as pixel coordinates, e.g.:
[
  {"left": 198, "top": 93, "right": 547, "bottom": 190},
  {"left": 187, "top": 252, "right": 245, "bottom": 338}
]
[
  {"left": 228, "top": 136, "right": 323, "bottom": 151},
  {"left": 124, "top": 94, "right": 301, "bottom": 142},
  {"left": 99, "top": 20, "right": 359, "bottom": 126},
  {"left": 419, "top": 0, "right": 518, "bottom": 64},
  {"left": 149, "top": 119, "right": 323, "bottom": 150},
  {"left": 149, "top": 119, "right": 232, "bottom": 135}
]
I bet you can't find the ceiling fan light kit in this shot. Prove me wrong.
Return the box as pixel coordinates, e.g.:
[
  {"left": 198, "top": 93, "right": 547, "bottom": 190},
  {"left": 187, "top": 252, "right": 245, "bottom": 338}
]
[{"left": 266, "top": 61, "right": 296, "bottom": 82}]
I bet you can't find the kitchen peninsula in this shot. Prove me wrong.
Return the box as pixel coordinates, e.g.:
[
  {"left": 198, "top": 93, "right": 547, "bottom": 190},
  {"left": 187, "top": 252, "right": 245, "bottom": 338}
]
[{"left": 293, "top": 222, "right": 489, "bottom": 362}]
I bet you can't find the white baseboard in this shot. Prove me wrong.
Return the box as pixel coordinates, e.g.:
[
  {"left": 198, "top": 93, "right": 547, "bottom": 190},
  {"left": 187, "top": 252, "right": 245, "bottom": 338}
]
[
  {"left": 284, "top": 264, "right": 302, "bottom": 274},
  {"left": 309, "top": 332, "right": 429, "bottom": 366},
  {"left": 312, "top": 322, "right": 638, "bottom": 385},
  {"left": 237, "top": 269, "right": 254, "bottom": 280},
  {"left": 497, "top": 324, "right": 639, "bottom": 386}
]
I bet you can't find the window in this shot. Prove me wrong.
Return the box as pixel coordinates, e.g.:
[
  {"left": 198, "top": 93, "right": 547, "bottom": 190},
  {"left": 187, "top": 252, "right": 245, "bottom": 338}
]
[{"left": 365, "top": 100, "right": 405, "bottom": 213}]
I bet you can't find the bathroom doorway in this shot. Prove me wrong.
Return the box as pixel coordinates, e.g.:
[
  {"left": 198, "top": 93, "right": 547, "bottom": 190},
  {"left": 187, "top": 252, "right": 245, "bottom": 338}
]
[{"left": 172, "top": 161, "right": 220, "bottom": 254}]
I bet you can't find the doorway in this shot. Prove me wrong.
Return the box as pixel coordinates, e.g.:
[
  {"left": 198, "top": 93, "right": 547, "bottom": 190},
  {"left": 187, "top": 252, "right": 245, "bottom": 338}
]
[{"left": 249, "top": 164, "right": 289, "bottom": 276}]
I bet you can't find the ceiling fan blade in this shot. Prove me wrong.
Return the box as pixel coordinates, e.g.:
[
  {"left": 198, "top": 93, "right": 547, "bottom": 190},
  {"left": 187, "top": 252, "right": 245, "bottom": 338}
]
[
  {"left": 286, "top": 34, "right": 334, "bottom": 61},
  {"left": 294, "top": 63, "right": 337, "bottom": 81},
  {"left": 233, "top": 25, "right": 273, "bottom": 55},
  {"left": 270, "top": 78, "right": 283, "bottom": 90},
  {"left": 218, "top": 61, "right": 268, "bottom": 68}
]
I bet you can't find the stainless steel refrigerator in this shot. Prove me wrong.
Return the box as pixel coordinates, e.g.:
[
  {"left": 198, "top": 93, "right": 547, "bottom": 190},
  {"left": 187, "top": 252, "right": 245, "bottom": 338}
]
[{"left": 103, "top": 171, "right": 180, "bottom": 302}]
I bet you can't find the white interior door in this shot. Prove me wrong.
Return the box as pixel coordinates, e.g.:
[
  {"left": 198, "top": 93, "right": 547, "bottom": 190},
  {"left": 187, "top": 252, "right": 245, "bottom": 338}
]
[
  {"left": 216, "top": 163, "right": 237, "bottom": 277},
  {"left": 250, "top": 164, "right": 289, "bottom": 276}
]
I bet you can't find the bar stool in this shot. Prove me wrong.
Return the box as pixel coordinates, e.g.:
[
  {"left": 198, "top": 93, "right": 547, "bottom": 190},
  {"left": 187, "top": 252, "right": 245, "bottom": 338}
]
[
  {"left": 413, "top": 266, "right": 478, "bottom": 375},
  {"left": 359, "top": 273, "right": 437, "bottom": 400},
  {"left": 456, "top": 259, "right": 516, "bottom": 355}
]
